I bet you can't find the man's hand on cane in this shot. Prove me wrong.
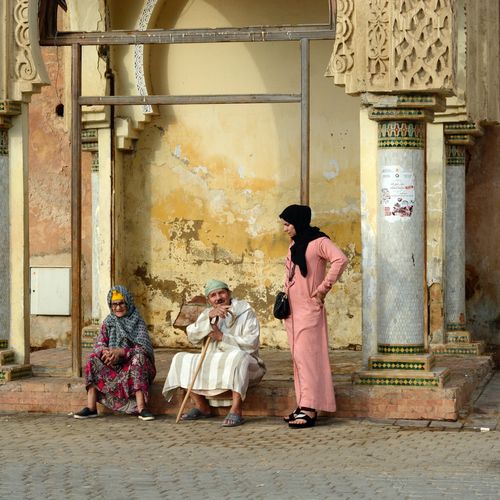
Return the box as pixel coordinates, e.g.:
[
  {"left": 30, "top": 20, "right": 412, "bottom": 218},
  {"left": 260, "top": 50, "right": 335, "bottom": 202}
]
[
  {"left": 208, "top": 304, "right": 231, "bottom": 319},
  {"left": 208, "top": 322, "right": 223, "bottom": 342}
]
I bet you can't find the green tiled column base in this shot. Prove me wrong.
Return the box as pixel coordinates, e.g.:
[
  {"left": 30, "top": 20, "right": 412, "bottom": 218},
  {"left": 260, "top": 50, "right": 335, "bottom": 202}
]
[
  {"left": 0, "top": 339, "right": 8, "bottom": 349},
  {"left": 0, "top": 364, "right": 32, "bottom": 382},
  {"left": 378, "top": 344, "right": 426, "bottom": 354},
  {"left": 369, "top": 353, "right": 435, "bottom": 371},
  {"left": 354, "top": 367, "right": 449, "bottom": 388},
  {"left": 371, "top": 360, "right": 426, "bottom": 370}
]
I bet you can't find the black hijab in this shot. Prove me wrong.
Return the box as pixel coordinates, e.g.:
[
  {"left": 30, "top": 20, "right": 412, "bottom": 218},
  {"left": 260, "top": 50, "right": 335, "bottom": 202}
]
[{"left": 279, "top": 204, "right": 329, "bottom": 277}]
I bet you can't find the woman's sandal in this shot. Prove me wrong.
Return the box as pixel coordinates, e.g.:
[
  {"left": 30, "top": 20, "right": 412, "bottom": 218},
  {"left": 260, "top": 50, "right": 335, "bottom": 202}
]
[
  {"left": 288, "top": 410, "right": 317, "bottom": 429},
  {"left": 283, "top": 407, "right": 301, "bottom": 423}
]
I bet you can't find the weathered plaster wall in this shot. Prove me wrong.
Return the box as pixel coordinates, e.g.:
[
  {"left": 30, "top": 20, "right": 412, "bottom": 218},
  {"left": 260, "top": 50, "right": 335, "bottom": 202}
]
[
  {"left": 28, "top": 46, "right": 92, "bottom": 348},
  {"left": 111, "top": 1, "right": 361, "bottom": 349},
  {"left": 465, "top": 125, "right": 500, "bottom": 346}
]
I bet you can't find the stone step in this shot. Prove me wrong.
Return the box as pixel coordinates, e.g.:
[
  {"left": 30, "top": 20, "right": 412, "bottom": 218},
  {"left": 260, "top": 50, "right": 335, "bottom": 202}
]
[
  {"left": 0, "top": 364, "right": 32, "bottom": 383},
  {"left": 0, "top": 350, "right": 15, "bottom": 366},
  {"left": 3, "top": 349, "right": 493, "bottom": 420},
  {"left": 368, "top": 353, "right": 435, "bottom": 371},
  {"left": 431, "top": 342, "right": 485, "bottom": 356},
  {"left": 353, "top": 367, "right": 450, "bottom": 388}
]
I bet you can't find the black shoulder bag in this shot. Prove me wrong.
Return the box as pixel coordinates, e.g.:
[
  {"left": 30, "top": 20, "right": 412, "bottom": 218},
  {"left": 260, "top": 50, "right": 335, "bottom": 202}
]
[{"left": 273, "top": 264, "right": 296, "bottom": 320}]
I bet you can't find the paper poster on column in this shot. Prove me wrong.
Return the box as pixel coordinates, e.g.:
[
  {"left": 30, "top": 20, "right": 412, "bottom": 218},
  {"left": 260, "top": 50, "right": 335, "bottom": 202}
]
[{"left": 380, "top": 165, "right": 415, "bottom": 222}]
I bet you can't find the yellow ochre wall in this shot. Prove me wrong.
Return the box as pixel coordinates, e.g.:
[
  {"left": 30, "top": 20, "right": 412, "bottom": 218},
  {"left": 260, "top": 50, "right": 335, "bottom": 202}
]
[{"left": 110, "top": 0, "right": 361, "bottom": 349}]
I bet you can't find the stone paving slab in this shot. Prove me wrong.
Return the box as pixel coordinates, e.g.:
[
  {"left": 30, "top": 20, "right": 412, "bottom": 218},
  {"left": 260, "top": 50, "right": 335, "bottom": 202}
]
[{"left": 0, "top": 413, "right": 499, "bottom": 499}]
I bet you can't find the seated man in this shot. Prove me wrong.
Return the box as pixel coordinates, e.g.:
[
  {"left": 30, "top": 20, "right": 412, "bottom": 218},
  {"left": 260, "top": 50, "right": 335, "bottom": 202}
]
[{"left": 163, "top": 279, "right": 266, "bottom": 426}]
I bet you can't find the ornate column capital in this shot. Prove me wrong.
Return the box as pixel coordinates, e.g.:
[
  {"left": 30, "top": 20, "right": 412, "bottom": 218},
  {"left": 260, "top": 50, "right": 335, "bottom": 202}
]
[
  {"left": 444, "top": 121, "right": 484, "bottom": 147},
  {"left": 327, "top": 0, "right": 456, "bottom": 97}
]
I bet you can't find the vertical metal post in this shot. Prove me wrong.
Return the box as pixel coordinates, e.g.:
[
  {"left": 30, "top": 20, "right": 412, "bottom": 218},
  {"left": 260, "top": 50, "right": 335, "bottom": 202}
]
[
  {"left": 300, "top": 38, "right": 310, "bottom": 205},
  {"left": 71, "top": 43, "right": 82, "bottom": 377}
]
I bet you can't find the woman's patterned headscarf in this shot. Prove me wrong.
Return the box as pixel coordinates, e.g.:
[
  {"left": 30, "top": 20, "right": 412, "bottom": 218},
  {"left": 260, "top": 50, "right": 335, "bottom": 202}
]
[{"left": 103, "top": 285, "right": 154, "bottom": 361}]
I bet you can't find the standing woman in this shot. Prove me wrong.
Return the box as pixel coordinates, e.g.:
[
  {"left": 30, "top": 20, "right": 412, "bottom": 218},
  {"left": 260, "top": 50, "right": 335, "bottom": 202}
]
[
  {"left": 74, "top": 285, "right": 156, "bottom": 420},
  {"left": 279, "top": 204, "right": 348, "bottom": 428}
]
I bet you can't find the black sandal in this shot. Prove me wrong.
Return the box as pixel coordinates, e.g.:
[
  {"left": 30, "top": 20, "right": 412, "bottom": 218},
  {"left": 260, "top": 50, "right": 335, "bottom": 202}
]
[
  {"left": 283, "top": 407, "right": 301, "bottom": 423},
  {"left": 288, "top": 410, "right": 317, "bottom": 429}
]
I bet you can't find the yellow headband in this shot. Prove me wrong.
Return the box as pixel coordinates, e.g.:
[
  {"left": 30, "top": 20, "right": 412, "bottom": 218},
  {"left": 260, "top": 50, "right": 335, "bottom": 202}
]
[{"left": 111, "top": 290, "right": 124, "bottom": 301}]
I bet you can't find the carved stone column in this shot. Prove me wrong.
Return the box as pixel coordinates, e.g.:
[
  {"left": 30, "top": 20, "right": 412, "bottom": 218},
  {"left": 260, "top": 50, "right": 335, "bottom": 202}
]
[
  {"left": 431, "top": 122, "right": 485, "bottom": 355},
  {"left": 0, "top": 112, "right": 12, "bottom": 354},
  {"left": 354, "top": 95, "right": 449, "bottom": 387},
  {"left": 0, "top": 100, "right": 31, "bottom": 380},
  {"left": 81, "top": 128, "right": 113, "bottom": 351}
]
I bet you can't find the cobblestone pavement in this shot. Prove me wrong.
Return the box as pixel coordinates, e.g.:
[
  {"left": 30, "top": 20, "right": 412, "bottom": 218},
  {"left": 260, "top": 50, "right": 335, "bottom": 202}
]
[{"left": 1, "top": 413, "right": 499, "bottom": 499}]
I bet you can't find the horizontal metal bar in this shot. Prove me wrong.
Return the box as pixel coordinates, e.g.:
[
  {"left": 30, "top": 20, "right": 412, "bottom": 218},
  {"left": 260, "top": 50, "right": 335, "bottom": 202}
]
[
  {"left": 40, "top": 26, "right": 335, "bottom": 46},
  {"left": 79, "top": 94, "right": 302, "bottom": 106}
]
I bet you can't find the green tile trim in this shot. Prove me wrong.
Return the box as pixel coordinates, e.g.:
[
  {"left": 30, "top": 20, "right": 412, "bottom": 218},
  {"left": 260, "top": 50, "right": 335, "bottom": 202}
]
[
  {"left": 446, "top": 334, "right": 470, "bottom": 343},
  {"left": 0, "top": 100, "right": 22, "bottom": 115},
  {"left": 0, "top": 129, "right": 8, "bottom": 156},
  {"left": 434, "top": 347, "right": 480, "bottom": 355},
  {"left": 81, "top": 342, "right": 95, "bottom": 349},
  {"left": 0, "top": 371, "right": 5, "bottom": 381},
  {"left": 371, "top": 361, "right": 426, "bottom": 370},
  {"left": 378, "top": 344, "right": 426, "bottom": 354},
  {"left": 0, "top": 340, "right": 8, "bottom": 349},
  {"left": 397, "top": 95, "right": 437, "bottom": 105},
  {"left": 447, "top": 322, "right": 467, "bottom": 331},
  {"left": 444, "top": 122, "right": 476, "bottom": 133},
  {"left": 357, "top": 376, "right": 440, "bottom": 387},
  {"left": 378, "top": 120, "right": 425, "bottom": 149},
  {"left": 82, "top": 142, "right": 98, "bottom": 152},
  {"left": 81, "top": 129, "right": 98, "bottom": 140}
]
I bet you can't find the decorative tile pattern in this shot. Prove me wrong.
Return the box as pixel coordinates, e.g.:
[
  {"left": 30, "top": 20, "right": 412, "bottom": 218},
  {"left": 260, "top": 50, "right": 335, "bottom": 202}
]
[
  {"left": 447, "top": 322, "right": 467, "bottom": 331},
  {"left": 377, "top": 120, "right": 425, "bottom": 148},
  {"left": 378, "top": 344, "right": 426, "bottom": 354},
  {"left": 0, "top": 100, "right": 21, "bottom": 115},
  {"left": 0, "top": 129, "right": 8, "bottom": 156},
  {"left": 81, "top": 129, "right": 98, "bottom": 141},
  {"left": 446, "top": 332, "right": 470, "bottom": 343},
  {"left": 0, "top": 340, "right": 8, "bottom": 349},
  {"left": 358, "top": 376, "right": 440, "bottom": 387},
  {"left": 446, "top": 144, "right": 465, "bottom": 165},
  {"left": 432, "top": 345, "right": 481, "bottom": 355},
  {"left": 91, "top": 153, "right": 99, "bottom": 172},
  {"left": 371, "top": 360, "right": 426, "bottom": 370}
]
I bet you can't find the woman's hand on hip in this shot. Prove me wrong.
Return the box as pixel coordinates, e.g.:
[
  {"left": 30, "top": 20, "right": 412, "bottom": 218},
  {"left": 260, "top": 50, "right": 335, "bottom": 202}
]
[{"left": 312, "top": 289, "right": 326, "bottom": 306}]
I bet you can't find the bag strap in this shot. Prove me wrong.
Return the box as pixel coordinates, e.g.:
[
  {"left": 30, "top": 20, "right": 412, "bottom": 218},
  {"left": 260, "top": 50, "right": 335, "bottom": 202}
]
[{"left": 287, "top": 263, "right": 296, "bottom": 283}]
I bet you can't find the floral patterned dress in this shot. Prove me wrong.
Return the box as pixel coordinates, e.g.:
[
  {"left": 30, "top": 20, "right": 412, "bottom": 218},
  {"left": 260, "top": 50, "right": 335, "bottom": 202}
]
[{"left": 85, "top": 324, "right": 156, "bottom": 414}]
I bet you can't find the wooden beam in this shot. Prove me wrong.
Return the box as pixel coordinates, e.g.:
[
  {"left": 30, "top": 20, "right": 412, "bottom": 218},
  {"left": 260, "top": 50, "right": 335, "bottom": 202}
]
[
  {"left": 71, "top": 43, "right": 82, "bottom": 377},
  {"left": 40, "top": 26, "right": 335, "bottom": 46},
  {"left": 79, "top": 94, "right": 301, "bottom": 106},
  {"left": 300, "top": 38, "right": 310, "bottom": 205}
]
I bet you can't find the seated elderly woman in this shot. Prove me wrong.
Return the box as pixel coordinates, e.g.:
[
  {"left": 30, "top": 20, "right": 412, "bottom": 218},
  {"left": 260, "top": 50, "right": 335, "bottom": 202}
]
[{"left": 74, "top": 285, "right": 156, "bottom": 421}]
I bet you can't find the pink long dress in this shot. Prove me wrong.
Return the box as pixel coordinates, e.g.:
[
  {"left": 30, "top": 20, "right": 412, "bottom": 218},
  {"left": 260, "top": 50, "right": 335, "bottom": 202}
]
[{"left": 284, "top": 237, "right": 348, "bottom": 412}]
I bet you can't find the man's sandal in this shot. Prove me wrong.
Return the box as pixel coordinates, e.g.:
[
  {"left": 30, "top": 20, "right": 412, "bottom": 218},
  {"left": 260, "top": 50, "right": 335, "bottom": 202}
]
[
  {"left": 288, "top": 411, "right": 317, "bottom": 429},
  {"left": 283, "top": 407, "right": 301, "bottom": 422},
  {"left": 221, "top": 412, "right": 245, "bottom": 427},
  {"left": 180, "top": 408, "right": 213, "bottom": 420}
]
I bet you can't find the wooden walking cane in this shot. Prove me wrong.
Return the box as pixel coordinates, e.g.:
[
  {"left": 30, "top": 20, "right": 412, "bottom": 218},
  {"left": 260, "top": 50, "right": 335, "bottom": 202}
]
[{"left": 175, "top": 335, "right": 212, "bottom": 423}]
